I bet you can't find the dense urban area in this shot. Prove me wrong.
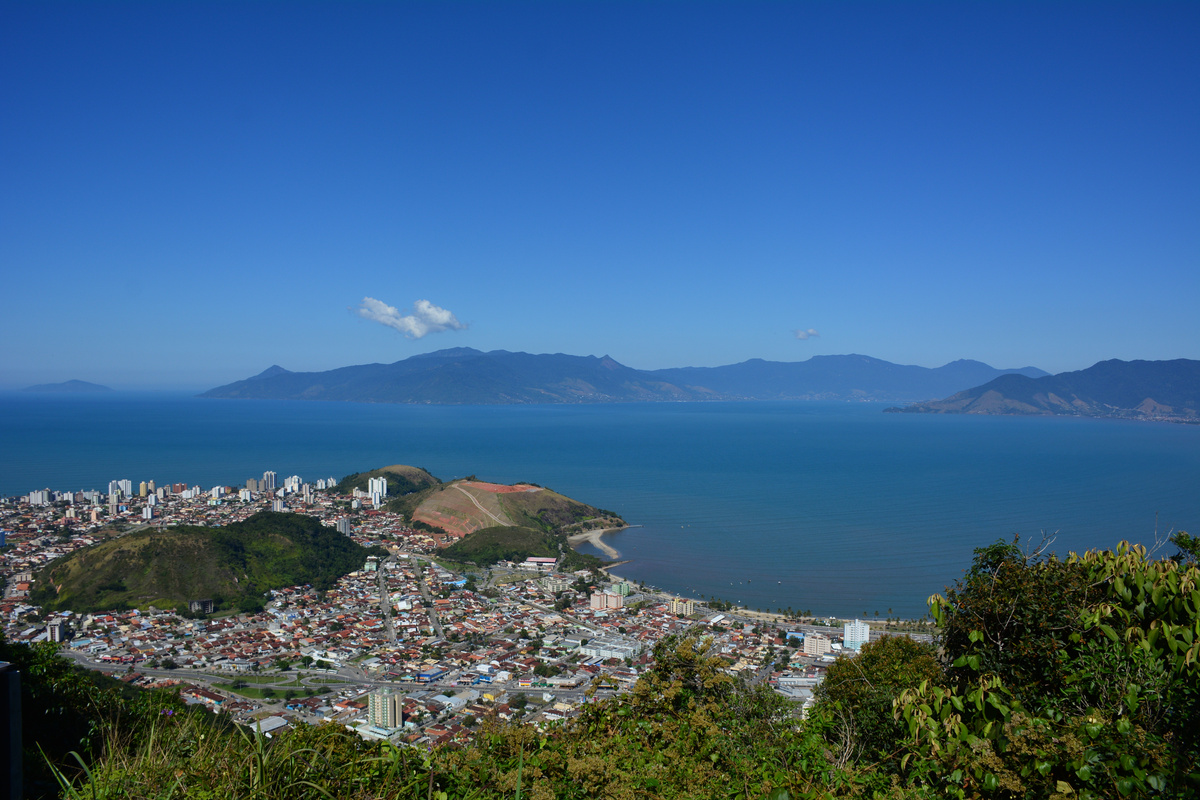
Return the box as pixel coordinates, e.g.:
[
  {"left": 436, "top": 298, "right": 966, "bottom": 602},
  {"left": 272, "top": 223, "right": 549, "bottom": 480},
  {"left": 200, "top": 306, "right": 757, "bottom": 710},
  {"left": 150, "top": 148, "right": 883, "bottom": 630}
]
[{"left": 1, "top": 471, "right": 924, "bottom": 746}]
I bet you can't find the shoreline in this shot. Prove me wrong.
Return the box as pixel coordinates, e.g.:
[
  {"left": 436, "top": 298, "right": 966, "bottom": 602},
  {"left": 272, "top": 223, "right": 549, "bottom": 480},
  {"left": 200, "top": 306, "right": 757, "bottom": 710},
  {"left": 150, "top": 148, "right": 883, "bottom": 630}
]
[{"left": 566, "top": 526, "right": 626, "bottom": 560}]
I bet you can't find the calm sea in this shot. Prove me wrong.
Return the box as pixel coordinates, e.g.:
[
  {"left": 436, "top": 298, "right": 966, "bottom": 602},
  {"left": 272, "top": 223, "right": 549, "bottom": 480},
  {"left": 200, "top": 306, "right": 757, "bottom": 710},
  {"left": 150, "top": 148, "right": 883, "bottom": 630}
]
[{"left": 3, "top": 393, "right": 1198, "bottom": 619}]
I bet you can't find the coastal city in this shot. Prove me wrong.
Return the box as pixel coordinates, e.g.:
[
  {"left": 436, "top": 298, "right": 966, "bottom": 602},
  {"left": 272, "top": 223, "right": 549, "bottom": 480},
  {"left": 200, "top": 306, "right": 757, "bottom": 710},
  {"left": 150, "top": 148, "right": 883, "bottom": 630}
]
[{"left": 2, "top": 470, "right": 929, "bottom": 746}]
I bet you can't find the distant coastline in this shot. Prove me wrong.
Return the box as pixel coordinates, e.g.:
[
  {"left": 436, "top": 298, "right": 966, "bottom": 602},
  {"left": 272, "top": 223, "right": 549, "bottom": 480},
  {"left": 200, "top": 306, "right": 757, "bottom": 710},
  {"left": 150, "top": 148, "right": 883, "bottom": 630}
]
[{"left": 22, "top": 379, "right": 112, "bottom": 393}]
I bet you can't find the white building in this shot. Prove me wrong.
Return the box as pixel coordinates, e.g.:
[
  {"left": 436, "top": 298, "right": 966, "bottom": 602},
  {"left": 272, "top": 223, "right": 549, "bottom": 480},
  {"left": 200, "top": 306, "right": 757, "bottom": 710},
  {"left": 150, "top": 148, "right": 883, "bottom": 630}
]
[
  {"left": 262, "top": 471, "right": 277, "bottom": 491},
  {"left": 579, "top": 637, "right": 642, "bottom": 661},
  {"left": 843, "top": 619, "right": 870, "bottom": 651}
]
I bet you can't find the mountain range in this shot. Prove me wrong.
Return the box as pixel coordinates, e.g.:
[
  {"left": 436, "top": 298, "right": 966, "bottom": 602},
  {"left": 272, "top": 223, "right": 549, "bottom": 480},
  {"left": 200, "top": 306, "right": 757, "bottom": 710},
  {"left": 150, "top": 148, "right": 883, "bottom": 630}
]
[
  {"left": 888, "top": 358, "right": 1200, "bottom": 422},
  {"left": 200, "top": 348, "right": 1048, "bottom": 405}
]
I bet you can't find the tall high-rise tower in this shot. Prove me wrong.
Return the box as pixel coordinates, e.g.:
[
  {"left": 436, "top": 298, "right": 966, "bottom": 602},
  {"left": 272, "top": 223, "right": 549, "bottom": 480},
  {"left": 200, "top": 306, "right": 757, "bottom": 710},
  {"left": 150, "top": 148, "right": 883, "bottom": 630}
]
[{"left": 368, "top": 687, "right": 402, "bottom": 730}]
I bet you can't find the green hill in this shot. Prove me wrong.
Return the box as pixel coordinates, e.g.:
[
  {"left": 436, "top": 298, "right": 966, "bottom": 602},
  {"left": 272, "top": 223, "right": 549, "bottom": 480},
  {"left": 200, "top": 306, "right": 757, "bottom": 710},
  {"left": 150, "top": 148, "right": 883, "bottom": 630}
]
[
  {"left": 442, "top": 524, "right": 609, "bottom": 571},
  {"left": 440, "top": 525, "right": 559, "bottom": 565},
  {"left": 30, "top": 512, "right": 381, "bottom": 615},
  {"left": 334, "top": 464, "right": 441, "bottom": 496}
]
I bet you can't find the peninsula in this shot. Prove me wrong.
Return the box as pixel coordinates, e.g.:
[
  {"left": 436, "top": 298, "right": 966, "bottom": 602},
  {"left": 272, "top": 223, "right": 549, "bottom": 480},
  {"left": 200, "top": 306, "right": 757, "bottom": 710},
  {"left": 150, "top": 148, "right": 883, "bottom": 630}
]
[{"left": 887, "top": 358, "right": 1200, "bottom": 423}]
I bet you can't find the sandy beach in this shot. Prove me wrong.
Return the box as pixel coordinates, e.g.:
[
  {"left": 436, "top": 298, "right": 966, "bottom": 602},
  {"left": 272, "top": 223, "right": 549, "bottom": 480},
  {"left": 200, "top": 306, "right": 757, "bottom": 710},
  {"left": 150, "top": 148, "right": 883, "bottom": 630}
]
[{"left": 567, "top": 527, "right": 624, "bottom": 560}]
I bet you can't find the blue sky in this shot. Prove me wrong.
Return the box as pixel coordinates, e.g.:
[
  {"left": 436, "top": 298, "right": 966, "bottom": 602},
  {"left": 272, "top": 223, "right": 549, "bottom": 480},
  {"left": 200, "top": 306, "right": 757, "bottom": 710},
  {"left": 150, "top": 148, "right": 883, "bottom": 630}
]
[{"left": 2, "top": 1, "right": 1197, "bottom": 389}]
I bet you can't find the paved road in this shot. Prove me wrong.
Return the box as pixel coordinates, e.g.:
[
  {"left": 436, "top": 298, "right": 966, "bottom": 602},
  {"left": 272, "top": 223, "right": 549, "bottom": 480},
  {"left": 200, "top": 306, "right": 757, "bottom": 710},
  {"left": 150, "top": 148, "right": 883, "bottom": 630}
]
[
  {"left": 410, "top": 557, "right": 447, "bottom": 639},
  {"left": 378, "top": 553, "right": 396, "bottom": 642}
]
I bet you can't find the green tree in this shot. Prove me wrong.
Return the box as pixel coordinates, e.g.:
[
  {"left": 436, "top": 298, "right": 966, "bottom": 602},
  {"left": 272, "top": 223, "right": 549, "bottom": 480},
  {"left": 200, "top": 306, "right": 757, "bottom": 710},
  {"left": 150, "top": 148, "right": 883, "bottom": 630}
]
[
  {"left": 1169, "top": 529, "right": 1198, "bottom": 564},
  {"left": 898, "top": 540, "right": 1199, "bottom": 798},
  {"left": 937, "top": 537, "right": 1099, "bottom": 707},
  {"left": 814, "top": 634, "right": 940, "bottom": 767}
]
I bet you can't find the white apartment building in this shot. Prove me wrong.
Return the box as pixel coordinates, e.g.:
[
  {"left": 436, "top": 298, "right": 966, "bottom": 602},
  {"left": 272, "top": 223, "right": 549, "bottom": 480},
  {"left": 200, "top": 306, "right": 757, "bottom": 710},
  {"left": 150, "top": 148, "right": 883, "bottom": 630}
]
[{"left": 843, "top": 619, "right": 870, "bottom": 651}]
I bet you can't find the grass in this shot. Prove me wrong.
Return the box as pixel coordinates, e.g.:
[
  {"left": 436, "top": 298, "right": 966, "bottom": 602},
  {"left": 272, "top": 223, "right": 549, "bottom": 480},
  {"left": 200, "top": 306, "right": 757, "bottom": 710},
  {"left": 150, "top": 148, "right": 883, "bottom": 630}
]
[
  {"left": 430, "top": 556, "right": 475, "bottom": 574},
  {"left": 217, "top": 674, "right": 302, "bottom": 686},
  {"left": 46, "top": 704, "right": 472, "bottom": 800}
]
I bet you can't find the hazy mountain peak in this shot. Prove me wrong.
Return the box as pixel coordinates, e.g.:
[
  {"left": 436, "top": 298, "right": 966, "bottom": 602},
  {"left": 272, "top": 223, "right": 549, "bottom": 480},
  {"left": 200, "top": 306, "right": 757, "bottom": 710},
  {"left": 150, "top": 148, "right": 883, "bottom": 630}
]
[
  {"left": 249, "top": 365, "right": 291, "bottom": 380},
  {"left": 22, "top": 379, "right": 112, "bottom": 393},
  {"left": 410, "top": 347, "right": 485, "bottom": 360}
]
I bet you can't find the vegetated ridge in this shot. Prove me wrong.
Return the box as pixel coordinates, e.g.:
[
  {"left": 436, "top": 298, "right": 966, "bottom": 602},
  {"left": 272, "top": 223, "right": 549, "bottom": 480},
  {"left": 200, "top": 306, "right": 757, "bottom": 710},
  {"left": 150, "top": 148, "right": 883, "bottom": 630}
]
[
  {"left": 30, "top": 512, "right": 382, "bottom": 615},
  {"left": 22, "top": 378, "right": 112, "bottom": 392},
  {"left": 333, "top": 464, "right": 440, "bottom": 496},
  {"left": 200, "top": 347, "right": 1047, "bottom": 404},
  {"left": 888, "top": 358, "right": 1200, "bottom": 422},
  {"left": 441, "top": 525, "right": 574, "bottom": 567}
]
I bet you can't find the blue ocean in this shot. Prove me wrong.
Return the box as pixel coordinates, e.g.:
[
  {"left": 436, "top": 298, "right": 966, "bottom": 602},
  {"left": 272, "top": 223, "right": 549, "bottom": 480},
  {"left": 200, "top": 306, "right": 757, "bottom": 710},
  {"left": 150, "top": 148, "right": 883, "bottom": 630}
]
[{"left": 3, "top": 393, "right": 1198, "bottom": 619}]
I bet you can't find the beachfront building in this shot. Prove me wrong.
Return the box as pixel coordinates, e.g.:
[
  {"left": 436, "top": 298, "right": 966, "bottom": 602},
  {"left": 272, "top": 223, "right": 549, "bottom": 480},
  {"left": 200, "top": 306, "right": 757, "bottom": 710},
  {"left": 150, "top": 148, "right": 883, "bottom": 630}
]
[
  {"left": 843, "top": 619, "right": 870, "bottom": 651},
  {"left": 803, "top": 633, "right": 832, "bottom": 656}
]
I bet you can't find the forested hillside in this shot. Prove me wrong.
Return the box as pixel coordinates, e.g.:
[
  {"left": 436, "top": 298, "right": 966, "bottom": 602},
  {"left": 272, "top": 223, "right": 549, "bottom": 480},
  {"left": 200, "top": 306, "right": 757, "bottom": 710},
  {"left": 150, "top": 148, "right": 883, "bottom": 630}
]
[{"left": 30, "top": 512, "right": 382, "bottom": 614}]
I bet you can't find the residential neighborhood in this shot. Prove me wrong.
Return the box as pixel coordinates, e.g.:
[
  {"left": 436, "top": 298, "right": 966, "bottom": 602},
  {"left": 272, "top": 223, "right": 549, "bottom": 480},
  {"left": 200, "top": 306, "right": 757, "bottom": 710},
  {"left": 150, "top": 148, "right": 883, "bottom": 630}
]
[{"left": 2, "top": 472, "right": 924, "bottom": 746}]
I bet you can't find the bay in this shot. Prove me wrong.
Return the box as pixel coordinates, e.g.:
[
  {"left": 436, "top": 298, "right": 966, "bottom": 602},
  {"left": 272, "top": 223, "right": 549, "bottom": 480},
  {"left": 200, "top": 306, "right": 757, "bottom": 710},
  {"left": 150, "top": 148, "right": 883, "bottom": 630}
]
[{"left": 2, "top": 392, "right": 1198, "bottom": 619}]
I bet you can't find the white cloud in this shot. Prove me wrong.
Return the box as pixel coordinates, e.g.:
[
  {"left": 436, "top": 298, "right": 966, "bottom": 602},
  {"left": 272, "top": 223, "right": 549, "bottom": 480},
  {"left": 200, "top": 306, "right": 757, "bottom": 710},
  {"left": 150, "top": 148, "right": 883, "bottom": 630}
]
[
  {"left": 794, "top": 328, "right": 820, "bottom": 340},
  {"left": 356, "top": 297, "right": 467, "bottom": 339}
]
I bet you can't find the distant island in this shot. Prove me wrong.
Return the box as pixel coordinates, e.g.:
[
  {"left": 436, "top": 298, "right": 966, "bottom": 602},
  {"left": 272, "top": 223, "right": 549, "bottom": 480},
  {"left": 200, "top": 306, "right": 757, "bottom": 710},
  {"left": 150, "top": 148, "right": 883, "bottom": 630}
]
[
  {"left": 22, "top": 379, "right": 112, "bottom": 393},
  {"left": 201, "top": 348, "right": 1047, "bottom": 405},
  {"left": 887, "top": 358, "right": 1200, "bottom": 423}
]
